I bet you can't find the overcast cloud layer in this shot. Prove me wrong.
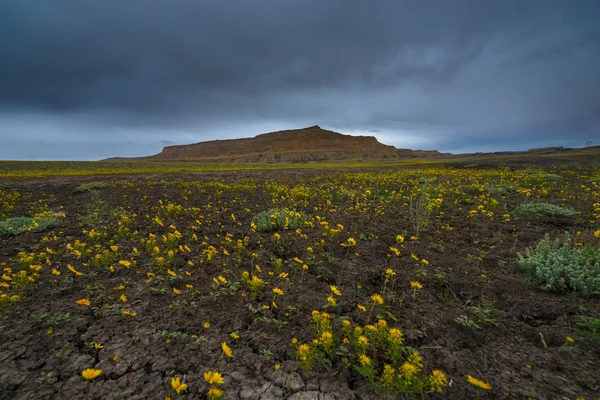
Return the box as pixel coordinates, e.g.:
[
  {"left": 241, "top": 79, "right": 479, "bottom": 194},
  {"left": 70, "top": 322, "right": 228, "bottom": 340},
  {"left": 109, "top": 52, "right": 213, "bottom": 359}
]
[{"left": 1, "top": 0, "right": 599, "bottom": 160}]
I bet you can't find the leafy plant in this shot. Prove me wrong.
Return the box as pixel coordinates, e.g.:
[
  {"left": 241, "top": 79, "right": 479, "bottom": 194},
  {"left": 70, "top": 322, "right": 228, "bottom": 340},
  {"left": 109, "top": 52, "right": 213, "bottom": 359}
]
[
  {"left": 408, "top": 185, "right": 432, "bottom": 236},
  {"left": 515, "top": 202, "right": 576, "bottom": 219},
  {"left": 516, "top": 232, "right": 600, "bottom": 295},
  {"left": 454, "top": 315, "right": 481, "bottom": 329},
  {"left": 251, "top": 208, "right": 309, "bottom": 232},
  {"left": 0, "top": 212, "right": 64, "bottom": 237},
  {"left": 576, "top": 315, "right": 600, "bottom": 342},
  {"left": 74, "top": 181, "right": 111, "bottom": 193}
]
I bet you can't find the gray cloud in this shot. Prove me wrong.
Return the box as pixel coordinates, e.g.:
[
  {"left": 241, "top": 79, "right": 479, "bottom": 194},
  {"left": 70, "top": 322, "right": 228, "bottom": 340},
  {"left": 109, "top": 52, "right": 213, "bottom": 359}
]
[{"left": 0, "top": 0, "right": 599, "bottom": 160}]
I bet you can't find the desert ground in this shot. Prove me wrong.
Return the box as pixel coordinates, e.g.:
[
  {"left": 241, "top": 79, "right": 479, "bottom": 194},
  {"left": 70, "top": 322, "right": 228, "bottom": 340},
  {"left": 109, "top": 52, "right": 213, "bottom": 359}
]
[{"left": 1, "top": 159, "right": 599, "bottom": 399}]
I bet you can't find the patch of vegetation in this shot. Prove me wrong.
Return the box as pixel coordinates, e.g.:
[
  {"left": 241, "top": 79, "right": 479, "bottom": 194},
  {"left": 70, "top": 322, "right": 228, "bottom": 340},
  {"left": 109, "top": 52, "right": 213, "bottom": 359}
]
[
  {"left": 408, "top": 185, "right": 432, "bottom": 236},
  {"left": 0, "top": 182, "right": 27, "bottom": 190},
  {"left": 514, "top": 202, "right": 576, "bottom": 219},
  {"left": 251, "top": 208, "right": 309, "bottom": 232},
  {"left": 516, "top": 232, "right": 600, "bottom": 295},
  {"left": 0, "top": 212, "right": 65, "bottom": 237},
  {"left": 576, "top": 315, "right": 600, "bottom": 343},
  {"left": 79, "top": 190, "right": 118, "bottom": 227},
  {"left": 73, "top": 181, "right": 111, "bottom": 193}
]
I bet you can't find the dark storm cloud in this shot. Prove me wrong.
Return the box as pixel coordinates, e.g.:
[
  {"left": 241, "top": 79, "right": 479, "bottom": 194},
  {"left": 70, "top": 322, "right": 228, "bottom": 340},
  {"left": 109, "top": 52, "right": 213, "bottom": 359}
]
[{"left": 0, "top": 0, "right": 599, "bottom": 159}]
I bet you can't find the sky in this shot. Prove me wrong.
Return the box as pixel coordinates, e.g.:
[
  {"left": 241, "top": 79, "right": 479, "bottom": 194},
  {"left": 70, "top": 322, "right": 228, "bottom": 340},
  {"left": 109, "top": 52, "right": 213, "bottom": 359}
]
[{"left": 1, "top": 0, "right": 599, "bottom": 160}]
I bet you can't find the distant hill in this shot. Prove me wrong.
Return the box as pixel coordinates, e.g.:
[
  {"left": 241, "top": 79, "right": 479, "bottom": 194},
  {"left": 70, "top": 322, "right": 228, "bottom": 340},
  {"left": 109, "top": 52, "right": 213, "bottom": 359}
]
[
  {"left": 104, "top": 125, "right": 598, "bottom": 163},
  {"left": 105, "top": 125, "right": 447, "bottom": 163}
]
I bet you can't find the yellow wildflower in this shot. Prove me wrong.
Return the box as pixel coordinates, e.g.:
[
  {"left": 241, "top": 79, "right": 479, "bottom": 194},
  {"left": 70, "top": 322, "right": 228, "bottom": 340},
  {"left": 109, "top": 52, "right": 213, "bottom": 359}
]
[
  {"left": 467, "top": 375, "right": 492, "bottom": 390},
  {"left": 359, "top": 354, "right": 371, "bottom": 365},
  {"left": 370, "top": 294, "right": 384, "bottom": 305},
  {"left": 76, "top": 298, "right": 90, "bottom": 306},
  {"left": 207, "top": 386, "right": 223, "bottom": 399},
  {"left": 330, "top": 285, "right": 342, "bottom": 296},
  {"left": 221, "top": 342, "right": 233, "bottom": 358},
  {"left": 203, "top": 371, "right": 224, "bottom": 385},
  {"left": 171, "top": 376, "right": 188, "bottom": 394},
  {"left": 81, "top": 368, "right": 102, "bottom": 380},
  {"left": 410, "top": 281, "right": 423, "bottom": 289}
]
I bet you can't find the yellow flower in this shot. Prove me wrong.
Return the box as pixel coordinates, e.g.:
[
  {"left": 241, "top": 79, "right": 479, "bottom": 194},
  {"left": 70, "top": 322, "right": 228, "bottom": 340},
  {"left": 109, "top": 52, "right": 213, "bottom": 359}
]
[
  {"left": 565, "top": 336, "right": 575, "bottom": 343},
  {"left": 122, "top": 310, "right": 136, "bottom": 317},
  {"left": 385, "top": 268, "right": 396, "bottom": 277},
  {"left": 171, "top": 376, "right": 188, "bottom": 394},
  {"left": 230, "top": 332, "right": 240, "bottom": 340},
  {"left": 467, "top": 375, "right": 492, "bottom": 390},
  {"left": 400, "top": 362, "right": 416, "bottom": 377},
  {"left": 329, "top": 285, "right": 342, "bottom": 296},
  {"left": 396, "top": 234, "right": 405, "bottom": 243},
  {"left": 118, "top": 260, "right": 131, "bottom": 268},
  {"left": 327, "top": 296, "right": 337, "bottom": 306},
  {"left": 370, "top": 294, "right": 384, "bottom": 305},
  {"left": 94, "top": 343, "right": 104, "bottom": 349},
  {"left": 359, "top": 354, "right": 371, "bottom": 365},
  {"left": 274, "top": 363, "right": 281, "bottom": 371},
  {"left": 430, "top": 370, "right": 447, "bottom": 391},
  {"left": 167, "top": 269, "right": 176, "bottom": 276},
  {"left": 207, "top": 386, "right": 223, "bottom": 399},
  {"left": 347, "top": 237, "right": 356, "bottom": 246},
  {"left": 203, "top": 371, "right": 224, "bottom": 385},
  {"left": 421, "top": 259, "right": 429, "bottom": 265},
  {"left": 51, "top": 269, "right": 61, "bottom": 276},
  {"left": 76, "top": 298, "right": 91, "bottom": 306},
  {"left": 297, "top": 344, "right": 310, "bottom": 360},
  {"left": 410, "top": 281, "right": 423, "bottom": 289},
  {"left": 119, "top": 294, "right": 127, "bottom": 303},
  {"left": 221, "top": 342, "right": 233, "bottom": 358},
  {"left": 594, "top": 229, "right": 600, "bottom": 238},
  {"left": 81, "top": 368, "right": 102, "bottom": 380},
  {"left": 67, "top": 264, "right": 83, "bottom": 276},
  {"left": 272, "top": 287, "right": 284, "bottom": 296},
  {"left": 357, "top": 304, "right": 367, "bottom": 312},
  {"left": 173, "top": 288, "right": 181, "bottom": 295},
  {"left": 204, "top": 321, "right": 210, "bottom": 329}
]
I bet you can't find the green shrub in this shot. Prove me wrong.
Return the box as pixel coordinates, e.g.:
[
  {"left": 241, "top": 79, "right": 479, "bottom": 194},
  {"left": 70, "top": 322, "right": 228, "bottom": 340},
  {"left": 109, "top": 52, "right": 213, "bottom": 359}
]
[
  {"left": 576, "top": 315, "right": 600, "bottom": 342},
  {"left": 74, "top": 181, "right": 111, "bottom": 193},
  {"left": 251, "top": 208, "right": 309, "bottom": 232},
  {"left": 0, "top": 212, "right": 65, "bottom": 237},
  {"left": 516, "top": 232, "right": 600, "bottom": 295},
  {"left": 515, "top": 202, "right": 576, "bottom": 219}
]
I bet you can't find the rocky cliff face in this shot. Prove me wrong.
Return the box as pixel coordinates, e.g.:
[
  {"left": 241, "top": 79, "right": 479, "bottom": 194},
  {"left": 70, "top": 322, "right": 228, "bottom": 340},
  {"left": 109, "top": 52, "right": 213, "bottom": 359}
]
[{"left": 122, "top": 125, "right": 444, "bottom": 163}]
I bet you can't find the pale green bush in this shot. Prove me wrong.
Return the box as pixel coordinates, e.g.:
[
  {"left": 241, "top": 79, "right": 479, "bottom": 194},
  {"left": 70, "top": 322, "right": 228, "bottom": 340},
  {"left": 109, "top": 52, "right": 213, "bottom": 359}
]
[
  {"left": 515, "top": 202, "right": 575, "bottom": 219},
  {"left": 516, "top": 232, "right": 600, "bottom": 295}
]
